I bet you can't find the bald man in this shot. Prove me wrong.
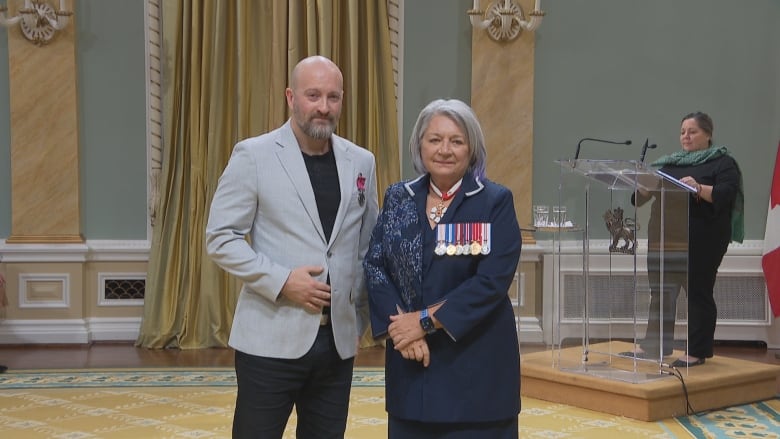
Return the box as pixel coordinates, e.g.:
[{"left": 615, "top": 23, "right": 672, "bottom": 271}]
[{"left": 206, "top": 56, "right": 378, "bottom": 438}]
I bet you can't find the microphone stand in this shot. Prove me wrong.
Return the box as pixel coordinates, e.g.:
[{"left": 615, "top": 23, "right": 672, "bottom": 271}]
[
  {"left": 639, "top": 138, "right": 657, "bottom": 163},
  {"left": 574, "top": 137, "right": 633, "bottom": 160}
]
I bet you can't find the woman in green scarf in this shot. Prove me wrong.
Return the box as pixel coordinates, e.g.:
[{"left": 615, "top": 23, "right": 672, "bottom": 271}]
[{"left": 623, "top": 112, "right": 743, "bottom": 368}]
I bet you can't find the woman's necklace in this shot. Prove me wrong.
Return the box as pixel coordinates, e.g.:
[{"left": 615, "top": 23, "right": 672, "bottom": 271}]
[{"left": 429, "top": 179, "right": 462, "bottom": 224}]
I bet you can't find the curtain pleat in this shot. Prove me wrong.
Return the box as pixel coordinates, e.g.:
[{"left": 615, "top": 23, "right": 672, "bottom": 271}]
[{"left": 137, "top": 0, "right": 399, "bottom": 349}]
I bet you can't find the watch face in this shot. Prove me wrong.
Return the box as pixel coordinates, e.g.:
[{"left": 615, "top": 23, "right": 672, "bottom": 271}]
[{"left": 420, "top": 316, "right": 436, "bottom": 334}]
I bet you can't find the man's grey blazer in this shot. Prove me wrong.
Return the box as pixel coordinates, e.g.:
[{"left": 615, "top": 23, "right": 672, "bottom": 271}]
[{"left": 205, "top": 120, "right": 378, "bottom": 360}]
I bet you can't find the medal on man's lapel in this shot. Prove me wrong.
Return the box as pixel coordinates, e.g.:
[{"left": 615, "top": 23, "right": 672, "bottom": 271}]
[{"left": 356, "top": 173, "right": 366, "bottom": 206}]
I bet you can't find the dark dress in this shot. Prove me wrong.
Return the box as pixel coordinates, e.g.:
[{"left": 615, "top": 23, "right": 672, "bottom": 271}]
[
  {"left": 636, "top": 154, "right": 740, "bottom": 358},
  {"left": 364, "top": 173, "right": 522, "bottom": 439}
]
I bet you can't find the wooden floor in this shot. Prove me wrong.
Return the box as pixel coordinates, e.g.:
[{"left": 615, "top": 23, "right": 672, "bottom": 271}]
[
  {"left": 0, "top": 343, "right": 383, "bottom": 370},
  {"left": 0, "top": 340, "right": 778, "bottom": 372}
]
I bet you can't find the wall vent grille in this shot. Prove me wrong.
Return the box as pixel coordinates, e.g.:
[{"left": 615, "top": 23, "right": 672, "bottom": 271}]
[{"left": 98, "top": 273, "right": 146, "bottom": 307}]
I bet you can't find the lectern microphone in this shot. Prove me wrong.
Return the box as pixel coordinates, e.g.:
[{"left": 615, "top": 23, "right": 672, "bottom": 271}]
[
  {"left": 639, "top": 138, "right": 657, "bottom": 163},
  {"left": 574, "top": 138, "right": 632, "bottom": 160}
]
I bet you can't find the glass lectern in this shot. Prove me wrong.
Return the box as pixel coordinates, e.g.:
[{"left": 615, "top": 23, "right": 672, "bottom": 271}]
[{"left": 548, "top": 159, "right": 695, "bottom": 383}]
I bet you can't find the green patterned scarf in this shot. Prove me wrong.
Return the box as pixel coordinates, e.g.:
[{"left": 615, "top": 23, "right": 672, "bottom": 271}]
[{"left": 651, "top": 146, "right": 744, "bottom": 243}]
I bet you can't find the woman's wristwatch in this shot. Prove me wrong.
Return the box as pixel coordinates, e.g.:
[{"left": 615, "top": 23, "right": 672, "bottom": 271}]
[{"left": 420, "top": 308, "right": 436, "bottom": 334}]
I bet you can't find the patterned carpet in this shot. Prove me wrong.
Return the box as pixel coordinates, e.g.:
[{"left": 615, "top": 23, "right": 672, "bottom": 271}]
[{"left": 0, "top": 368, "right": 776, "bottom": 438}]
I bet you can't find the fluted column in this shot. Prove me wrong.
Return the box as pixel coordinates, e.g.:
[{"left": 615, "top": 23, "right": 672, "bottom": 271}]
[
  {"left": 470, "top": 3, "right": 536, "bottom": 244},
  {"left": 6, "top": 0, "right": 82, "bottom": 243}
]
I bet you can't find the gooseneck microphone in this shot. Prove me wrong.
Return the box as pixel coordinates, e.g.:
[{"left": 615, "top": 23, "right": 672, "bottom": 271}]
[
  {"left": 639, "top": 138, "right": 657, "bottom": 163},
  {"left": 574, "top": 138, "right": 632, "bottom": 160}
]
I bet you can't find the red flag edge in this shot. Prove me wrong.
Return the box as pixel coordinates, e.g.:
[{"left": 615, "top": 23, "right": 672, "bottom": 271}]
[
  {"left": 771, "top": 142, "right": 780, "bottom": 209},
  {"left": 763, "top": 247, "right": 780, "bottom": 318}
]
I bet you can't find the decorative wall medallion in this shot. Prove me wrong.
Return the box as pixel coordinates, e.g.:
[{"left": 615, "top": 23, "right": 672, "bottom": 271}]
[{"left": 20, "top": 1, "right": 57, "bottom": 45}]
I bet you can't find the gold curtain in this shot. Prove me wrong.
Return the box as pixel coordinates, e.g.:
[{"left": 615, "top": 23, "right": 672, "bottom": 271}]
[{"left": 137, "top": 0, "right": 399, "bottom": 349}]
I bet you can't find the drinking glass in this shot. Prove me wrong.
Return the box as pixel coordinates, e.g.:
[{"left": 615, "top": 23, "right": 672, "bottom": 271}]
[
  {"left": 533, "top": 205, "right": 549, "bottom": 227},
  {"left": 552, "top": 206, "right": 567, "bottom": 227}
]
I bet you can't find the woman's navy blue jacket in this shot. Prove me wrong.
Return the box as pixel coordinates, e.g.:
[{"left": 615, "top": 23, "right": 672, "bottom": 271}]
[{"left": 364, "top": 172, "right": 522, "bottom": 423}]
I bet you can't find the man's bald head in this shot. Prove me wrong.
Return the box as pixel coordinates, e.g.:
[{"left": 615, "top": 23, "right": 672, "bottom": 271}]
[
  {"left": 290, "top": 56, "right": 343, "bottom": 91},
  {"left": 285, "top": 56, "right": 345, "bottom": 149}
]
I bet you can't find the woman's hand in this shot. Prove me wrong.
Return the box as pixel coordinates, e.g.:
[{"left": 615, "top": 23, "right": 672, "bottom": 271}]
[
  {"left": 680, "top": 176, "right": 699, "bottom": 192},
  {"left": 389, "top": 301, "right": 446, "bottom": 350},
  {"left": 388, "top": 311, "right": 425, "bottom": 350},
  {"left": 680, "top": 176, "right": 711, "bottom": 202},
  {"left": 399, "top": 338, "right": 431, "bottom": 367}
]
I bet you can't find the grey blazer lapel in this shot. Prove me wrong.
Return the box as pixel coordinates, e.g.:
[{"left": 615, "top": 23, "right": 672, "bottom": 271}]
[
  {"left": 329, "top": 139, "right": 354, "bottom": 248},
  {"left": 275, "top": 122, "right": 327, "bottom": 243}
]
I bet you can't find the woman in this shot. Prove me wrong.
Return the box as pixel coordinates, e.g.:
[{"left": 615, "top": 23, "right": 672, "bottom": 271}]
[
  {"left": 364, "top": 99, "right": 522, "bottom": 438},
  {"left": 626, "top": 111, "right": 743, "bottom": 368}
]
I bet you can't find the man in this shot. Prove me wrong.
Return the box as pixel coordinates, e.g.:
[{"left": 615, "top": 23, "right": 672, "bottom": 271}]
[{"left": 205, "top": 55, "right": 378, "bottom": 438}]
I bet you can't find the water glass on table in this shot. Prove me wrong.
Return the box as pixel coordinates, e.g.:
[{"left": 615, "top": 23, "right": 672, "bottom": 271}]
[
  {"left": 552, "top": 206, "right": 567, "bottom": 227},
  {"left": 533, "top": 205, "right": 549, "bottom": 227}
]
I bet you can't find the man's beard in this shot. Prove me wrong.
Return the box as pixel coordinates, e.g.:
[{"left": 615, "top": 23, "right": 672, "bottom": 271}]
[
  {"left": 303, "top": 119, "right": 335, "bottom": 140},
  {"left": 294, "top": 107, "right": 337, "bottom": 140}
]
